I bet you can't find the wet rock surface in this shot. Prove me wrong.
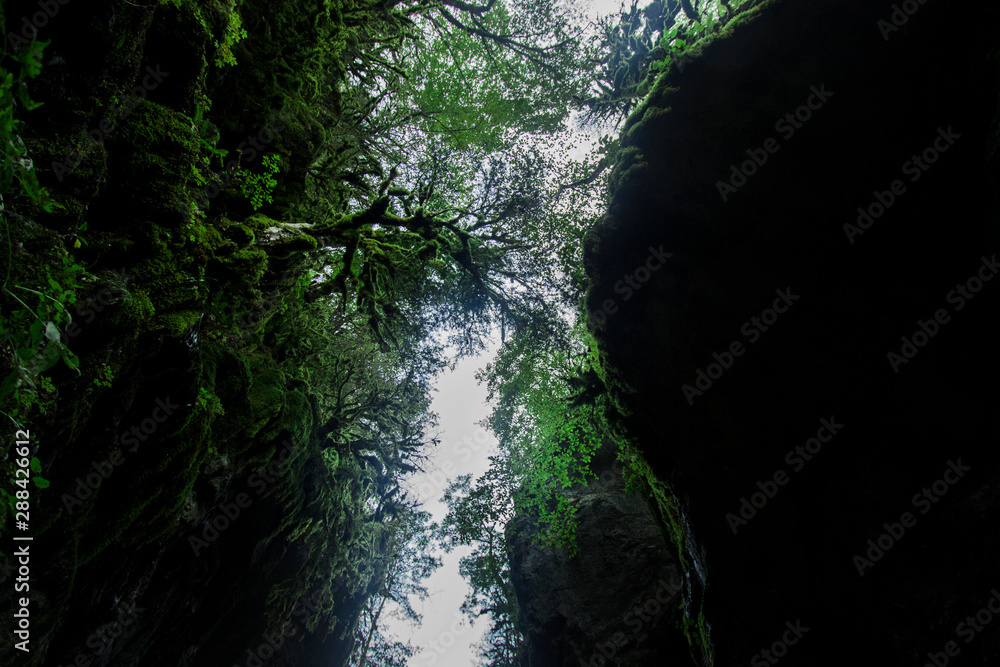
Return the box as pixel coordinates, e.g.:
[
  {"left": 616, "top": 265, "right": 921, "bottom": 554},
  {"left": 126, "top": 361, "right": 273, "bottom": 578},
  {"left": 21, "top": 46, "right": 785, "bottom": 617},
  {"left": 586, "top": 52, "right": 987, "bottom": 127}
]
[{"left": 509, "top": 463, "right": 692, "bottom": 667}]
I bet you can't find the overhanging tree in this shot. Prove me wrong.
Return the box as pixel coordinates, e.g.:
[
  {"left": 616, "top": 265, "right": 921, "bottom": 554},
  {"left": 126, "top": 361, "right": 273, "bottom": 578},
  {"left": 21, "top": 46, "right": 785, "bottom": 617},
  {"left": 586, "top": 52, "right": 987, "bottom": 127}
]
[{"left": 350, "top": 503, "right": 441, "bottom": 667}]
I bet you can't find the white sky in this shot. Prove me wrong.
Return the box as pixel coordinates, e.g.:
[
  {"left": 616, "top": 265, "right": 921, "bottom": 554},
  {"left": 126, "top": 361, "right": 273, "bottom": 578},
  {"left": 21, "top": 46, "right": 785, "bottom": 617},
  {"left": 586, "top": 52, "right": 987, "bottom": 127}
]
[
  {"left": 381, "top": 0, "right": 630, "bottom": 664},
  {"left": 393, "top": 342, "right": 501, "bottom": 667}
]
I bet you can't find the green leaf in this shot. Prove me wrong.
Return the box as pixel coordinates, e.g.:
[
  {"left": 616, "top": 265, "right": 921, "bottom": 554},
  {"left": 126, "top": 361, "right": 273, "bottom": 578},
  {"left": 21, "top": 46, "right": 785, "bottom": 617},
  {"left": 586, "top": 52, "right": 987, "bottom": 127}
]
[
  {"left": 33, "top": 477, "right": 50, "bottom": 488},
  {"left": 16, "top": 85, "right": 42, "bottom": 111},
  {"left": 30, "top": 457, "right": 41, "bottom": 473},
  {"left": 36, "top": 348, "right": 61, "bottom": 373},
  {"left": 21, "top": 40, "right": 49, "bottom": 78},
  {"left": 61, "top": 347, "right": 80, "bottom": 373},
  {"left": 43, "top": 321, "right": 60, "bottom": 342},
  {"left": 0, "top": 372, "right": 21, "bottom": 400}
]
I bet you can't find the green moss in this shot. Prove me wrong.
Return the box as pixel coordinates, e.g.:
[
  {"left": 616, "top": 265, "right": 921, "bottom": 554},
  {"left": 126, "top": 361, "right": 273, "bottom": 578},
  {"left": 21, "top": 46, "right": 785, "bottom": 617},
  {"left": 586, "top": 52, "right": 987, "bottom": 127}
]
[
  {"left": 620, "top": 443, "right": 714, "bottom": 667},
  {"left": 245, "top": 357, "right": 286, "bottom": 441},
  {"left": 223, "top": 247, "right": 269, "bottom": 282},
  {"left": 607, "top": 145, "right": 650, "bottom": 195},
  {"left": 622, "top": 102, "right": 674, "bottom": 147},
  {"left": 25, "top": 133, "right": 108, "bottom": 226},
  {"left": 260, "top": 387, "right": 313, "bottom": 453},
  {"left": 107, "top": 287, "right": 156, "bottom": 334},
  {"left": 224, "top": 222, "right": 256, "bottom": 248},
  {"left": 116, "top": 101, "right": 202, "bottom": 216},
  {"left": 244, "top": 213, "right": 281, "bottom": 232},
  {"left": 159, "top": 309, "right": 203, "bottom": 336},
  {"left": 103, "top": 100, "right": 247, "bottom": 335},
  {"left": 270, "top": 233, "right": 318, "bottom": 258}
]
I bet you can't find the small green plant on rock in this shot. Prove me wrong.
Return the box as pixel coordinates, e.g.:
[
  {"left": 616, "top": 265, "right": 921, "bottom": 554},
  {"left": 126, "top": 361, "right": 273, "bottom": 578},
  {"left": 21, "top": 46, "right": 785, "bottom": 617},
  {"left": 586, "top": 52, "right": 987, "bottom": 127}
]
[
  {"left": 92, "top": 363, "right": 114, "bottom": 388},
  {"left": 232, "top": 154, "right": 281, "bottom": 210},
  {"left": 215, "top": 5, "right": 248, "bottom": 67},
  {"left": 195, "top": 385, "right": 225, "bottom": 416},
  {"left": 652, "top": 12, "right": 721, "bottom": 72}
]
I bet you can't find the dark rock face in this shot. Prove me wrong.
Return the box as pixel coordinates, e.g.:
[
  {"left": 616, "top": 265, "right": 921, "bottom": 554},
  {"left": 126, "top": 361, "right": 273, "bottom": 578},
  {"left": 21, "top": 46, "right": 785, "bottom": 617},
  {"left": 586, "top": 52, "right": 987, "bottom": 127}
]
[
  {"left": 509, "top": 463, "right": 693, "bottom": 667},
  {"left": 0, "top": 3, "right": 378, "bottom": 666},
  {"left": 584, "top": 1, "right": 1000, "bottom": 666}
]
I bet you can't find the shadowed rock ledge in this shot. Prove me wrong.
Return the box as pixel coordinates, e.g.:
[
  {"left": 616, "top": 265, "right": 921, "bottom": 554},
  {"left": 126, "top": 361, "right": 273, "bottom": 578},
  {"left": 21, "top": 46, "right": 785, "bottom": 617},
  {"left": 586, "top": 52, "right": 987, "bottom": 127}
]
[{"left": 508, "top": 454, "right": 694, "bottom": 667}]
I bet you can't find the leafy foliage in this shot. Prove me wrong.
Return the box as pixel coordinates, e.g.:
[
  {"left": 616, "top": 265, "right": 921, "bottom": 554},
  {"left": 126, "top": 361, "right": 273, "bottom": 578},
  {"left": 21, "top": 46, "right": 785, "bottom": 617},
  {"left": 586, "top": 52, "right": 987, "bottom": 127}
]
[
  {"left": 232, "top": 153, "right": 282, "bottom": 210},
  {"left": 567, "top": 0, "right": 767, "bottom": 189},
  {"left": 0, "top": 246, "right": 88, "bottom": 425},
  {"left": 349, "top": 504, "right": 440, "bottom": 667},
  {"left": 476, "top": 321, "right": 616, "bottom": 552},
  {"left": 439, "top": 463, "right": 523, "bottom": 666},
  {"left": 435, "top": 322, "right": 618, "bottom": 664},
  {"left": 0, "top": 29, "right": 61, "bottom": 213},
  {"left": 214, "top": 0, "right": 249, "bottom": 67}
]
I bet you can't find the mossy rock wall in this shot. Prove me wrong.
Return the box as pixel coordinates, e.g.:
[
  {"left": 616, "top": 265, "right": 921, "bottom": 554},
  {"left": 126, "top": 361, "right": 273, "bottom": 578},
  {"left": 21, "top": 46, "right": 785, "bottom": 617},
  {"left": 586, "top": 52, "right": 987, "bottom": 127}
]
[{"left": 0, "top": 1, "right": 395, "bottom": 665}]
